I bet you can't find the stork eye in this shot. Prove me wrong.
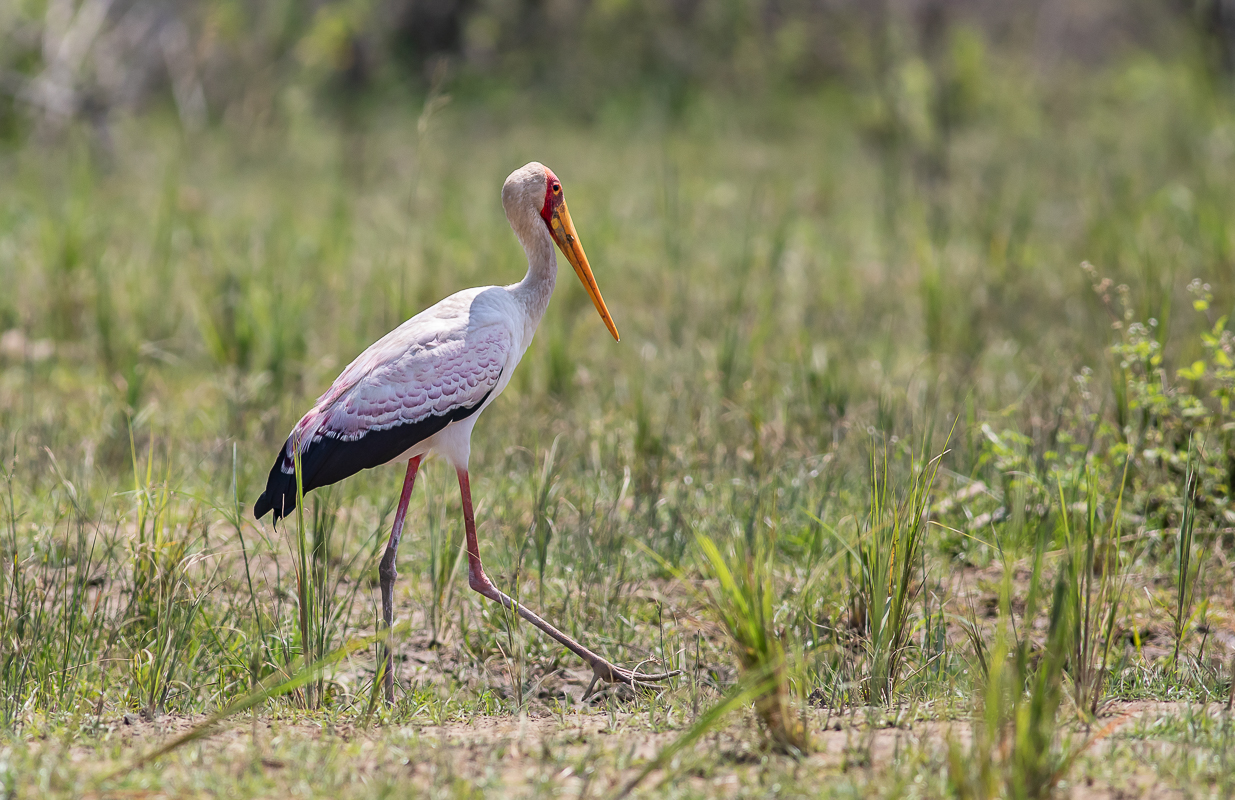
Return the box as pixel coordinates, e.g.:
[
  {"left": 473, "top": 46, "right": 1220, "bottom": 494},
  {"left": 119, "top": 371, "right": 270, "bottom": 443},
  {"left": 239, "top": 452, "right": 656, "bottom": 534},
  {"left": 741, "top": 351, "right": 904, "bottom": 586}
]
[{"left": 552, "top": 183, "right": 561, "bottom": 194}]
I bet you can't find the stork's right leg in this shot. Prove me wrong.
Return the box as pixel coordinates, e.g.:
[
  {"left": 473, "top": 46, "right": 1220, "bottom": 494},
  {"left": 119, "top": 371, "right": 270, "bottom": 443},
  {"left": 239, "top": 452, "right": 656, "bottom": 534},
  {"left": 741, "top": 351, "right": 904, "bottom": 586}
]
[
  {"left": 456, "top": 469, "right": 678, "bottom": 699},
  {"left": 379, "top": 456, "right": 421, "bottom": 703}
]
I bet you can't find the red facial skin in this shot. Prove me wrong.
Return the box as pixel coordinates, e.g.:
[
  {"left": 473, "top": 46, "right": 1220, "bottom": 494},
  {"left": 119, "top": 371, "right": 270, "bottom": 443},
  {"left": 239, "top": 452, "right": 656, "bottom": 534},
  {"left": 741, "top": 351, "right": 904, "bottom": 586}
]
[{"left": 540, "top": 167, "right": 562, "bottom": 226}]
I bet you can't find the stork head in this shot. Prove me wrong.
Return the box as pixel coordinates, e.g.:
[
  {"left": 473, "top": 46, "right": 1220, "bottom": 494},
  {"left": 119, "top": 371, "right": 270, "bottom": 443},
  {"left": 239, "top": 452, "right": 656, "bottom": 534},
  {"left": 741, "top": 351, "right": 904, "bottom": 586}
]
[{"left": 502, "top": 162, "right": 619, "bottom": 342}]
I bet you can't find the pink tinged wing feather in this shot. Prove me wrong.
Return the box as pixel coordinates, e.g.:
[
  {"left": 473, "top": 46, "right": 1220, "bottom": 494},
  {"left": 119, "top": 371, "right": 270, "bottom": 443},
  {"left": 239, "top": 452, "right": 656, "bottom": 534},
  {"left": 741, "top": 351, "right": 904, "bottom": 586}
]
[{"left": 279, "top": 295, "right": 513, "bottom": 471}]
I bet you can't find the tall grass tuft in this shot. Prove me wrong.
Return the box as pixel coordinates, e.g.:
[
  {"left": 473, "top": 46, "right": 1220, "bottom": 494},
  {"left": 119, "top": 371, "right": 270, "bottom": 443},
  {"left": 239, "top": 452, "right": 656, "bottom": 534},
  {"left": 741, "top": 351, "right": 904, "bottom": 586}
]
[
  {"left": 1170, "top": 445, "right": 1203, "bottom": 668},
  {"left": 1056, "top": 465, "right": 1128, "bottom": 720},
  {"left": 277, "top": 458, "right": 375, "bottom": 708},
  {"left": 128, "top": 431, "right": 188, "bottom": 628},
  {"left": 949, "top": 568, "right": 1074, "bottom": 800},
  {"left": 125, "top": 430, "right": 207, "bottom": 716},
  {"left": 693, "top": 528, "right": 808, "bottom": 754},
  {"left": 291, "top": 447, "right": 323, "bottom": 709},
  {"left": 856, "top": 443, "right": 944, "bottom": 704},
  {"left": 947, "top": 523, "right": 1124, "bottom": 800},
  {"left": 1, "top": 444, "right": 114, "bottom": 724}
]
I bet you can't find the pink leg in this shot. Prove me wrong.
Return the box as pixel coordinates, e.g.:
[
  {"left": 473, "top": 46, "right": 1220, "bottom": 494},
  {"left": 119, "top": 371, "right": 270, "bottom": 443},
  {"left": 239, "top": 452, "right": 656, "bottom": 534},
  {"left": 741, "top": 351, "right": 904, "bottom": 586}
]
[
  {"left": 379, "top": 456, "right": 421, "bottom": 702},
  {"left": 457, "top": 469, "right": 678, "bottom": 699}
]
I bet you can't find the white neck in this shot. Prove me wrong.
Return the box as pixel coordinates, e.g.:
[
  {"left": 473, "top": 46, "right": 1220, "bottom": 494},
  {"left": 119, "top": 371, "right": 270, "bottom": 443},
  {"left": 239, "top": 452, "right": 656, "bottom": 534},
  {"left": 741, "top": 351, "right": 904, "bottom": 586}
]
[{"left": 507, "top": 208, "right": 557, "bottom": 334}]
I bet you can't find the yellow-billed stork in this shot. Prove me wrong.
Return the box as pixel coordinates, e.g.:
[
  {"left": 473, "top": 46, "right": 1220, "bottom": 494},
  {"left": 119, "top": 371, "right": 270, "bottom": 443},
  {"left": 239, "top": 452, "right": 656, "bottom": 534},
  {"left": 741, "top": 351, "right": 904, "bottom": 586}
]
[{"left": 254, "top": 162, "right": 677, "bottom": 701}]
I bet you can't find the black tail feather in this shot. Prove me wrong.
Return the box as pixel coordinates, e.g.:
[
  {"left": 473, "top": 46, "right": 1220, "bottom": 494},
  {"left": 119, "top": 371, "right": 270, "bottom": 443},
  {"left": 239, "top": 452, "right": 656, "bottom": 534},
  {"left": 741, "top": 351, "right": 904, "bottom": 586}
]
[{"left": 253, "top": 453, "right": 297, "bottom": 522}]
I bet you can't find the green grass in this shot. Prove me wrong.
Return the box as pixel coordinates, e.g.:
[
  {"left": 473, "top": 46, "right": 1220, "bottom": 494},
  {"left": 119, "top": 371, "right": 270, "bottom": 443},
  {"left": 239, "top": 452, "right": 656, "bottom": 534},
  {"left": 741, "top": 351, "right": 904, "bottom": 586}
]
[
  {"left": 855, "top": 441, "right": 943, "bottom": 705},
  {"left": 1, "top": 41, "right": 1235, "bottom": 798}
]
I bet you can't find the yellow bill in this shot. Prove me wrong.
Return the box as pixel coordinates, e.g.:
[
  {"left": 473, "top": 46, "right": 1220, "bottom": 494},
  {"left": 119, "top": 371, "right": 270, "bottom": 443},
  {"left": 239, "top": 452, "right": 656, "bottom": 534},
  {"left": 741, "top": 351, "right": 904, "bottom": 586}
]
[{"left": 548, "top": 200, "right": 620, "bottom": 342}]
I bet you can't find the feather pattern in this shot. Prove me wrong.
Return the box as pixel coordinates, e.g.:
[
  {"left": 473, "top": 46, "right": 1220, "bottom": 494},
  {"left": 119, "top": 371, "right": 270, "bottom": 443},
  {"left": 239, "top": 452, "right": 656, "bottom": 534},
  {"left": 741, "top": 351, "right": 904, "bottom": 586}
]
[{"left": 254, "top": 287, "right": 520, "bottom": 520}]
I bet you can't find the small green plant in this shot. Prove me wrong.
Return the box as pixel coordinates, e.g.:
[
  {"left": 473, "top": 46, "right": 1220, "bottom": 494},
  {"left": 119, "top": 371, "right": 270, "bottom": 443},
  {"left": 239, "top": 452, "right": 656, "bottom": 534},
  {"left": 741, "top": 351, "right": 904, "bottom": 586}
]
[
  {"left": 949, "top": 533, "right": 1116, "bottom": 800},
  {"left": 1170, "top": 443, "right": 1205, "bottom": 668},
  {"left": 633, "top": 490, "right": 809, "bottom": 756},
  {"left": 856, "top": 442, "right": 944, "bottom": 704},
  {"left": 1094, "top": 268, "right": 1234, "bottom": 532},
  {"left": 949, "top": 578, "right": 1070, "bottom": 800},
  {"left": 1056, "top": 465, "right": 1128, "bottom": 720},
  {"left": 693, "top": 526, "right": 808, "bottom": 753}
]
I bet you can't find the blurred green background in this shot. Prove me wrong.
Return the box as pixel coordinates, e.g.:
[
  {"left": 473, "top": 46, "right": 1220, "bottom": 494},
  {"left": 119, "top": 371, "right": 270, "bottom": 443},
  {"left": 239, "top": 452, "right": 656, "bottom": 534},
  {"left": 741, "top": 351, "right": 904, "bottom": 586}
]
[{"left": 2, "top": 0, "right": 1233, "bottom": 503}]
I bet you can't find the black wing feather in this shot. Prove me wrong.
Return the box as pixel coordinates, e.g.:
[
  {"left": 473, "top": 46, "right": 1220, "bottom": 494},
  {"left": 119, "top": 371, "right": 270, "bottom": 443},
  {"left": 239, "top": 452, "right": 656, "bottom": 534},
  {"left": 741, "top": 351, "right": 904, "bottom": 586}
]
[{"left": 253, "top": 383, "right": 497, "bottom": 522}]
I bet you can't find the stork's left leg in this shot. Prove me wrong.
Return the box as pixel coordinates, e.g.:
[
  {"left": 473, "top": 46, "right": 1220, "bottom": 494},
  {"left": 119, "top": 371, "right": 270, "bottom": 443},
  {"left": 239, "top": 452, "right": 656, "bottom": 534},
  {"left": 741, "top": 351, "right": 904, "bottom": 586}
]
[
  {"left": 378, "top": 455, "right": 422, "bottom": 703},
  {"left": 456, "top": 468, "right": 678, "bottom": 699}
]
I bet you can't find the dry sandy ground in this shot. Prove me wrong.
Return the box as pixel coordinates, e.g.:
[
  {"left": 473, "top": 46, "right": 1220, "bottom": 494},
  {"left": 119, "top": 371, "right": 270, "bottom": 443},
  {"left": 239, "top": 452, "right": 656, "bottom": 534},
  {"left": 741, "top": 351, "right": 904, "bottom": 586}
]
[{"left": 60, "top": 699, "right": 1227, "bottom": 799}]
